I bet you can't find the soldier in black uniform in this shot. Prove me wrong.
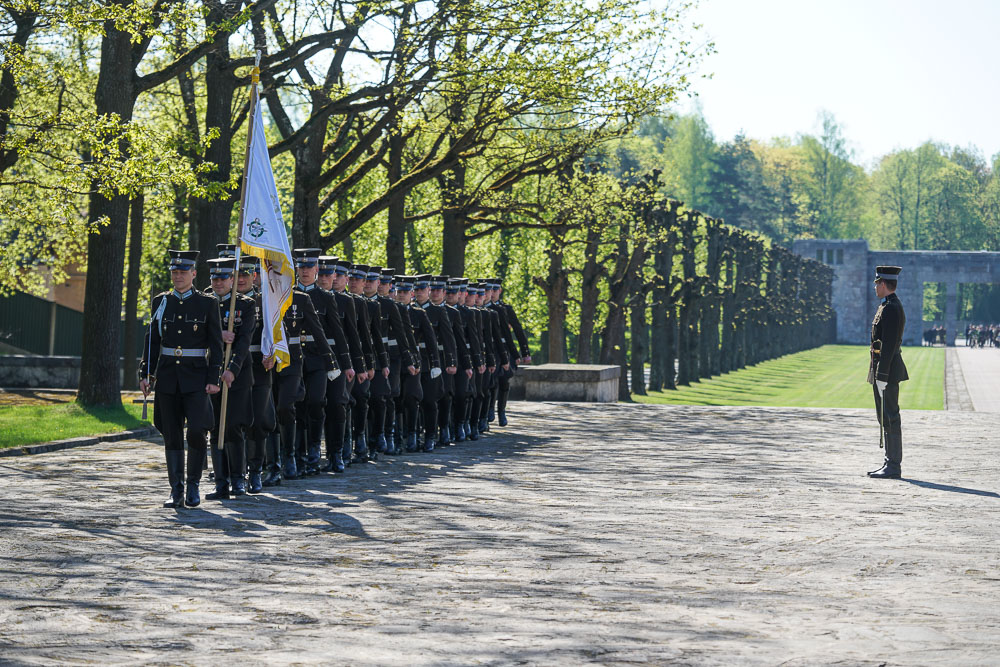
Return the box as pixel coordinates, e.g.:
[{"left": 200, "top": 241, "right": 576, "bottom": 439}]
[
  {"left": 292, "top": 248, "right": 343, "bottom": 476},
  {"left": 432, "top": 276, "right": 472, "bottom": 445},
  {"left": 387, "top": 273, "right": 421, "bottom": 453},
  {"left": 139, "top": 250, "right": 223, "bottom": 508},
  {"left": 317, "top": 257, "right": 365, "bottom": 473},
  {"left": 413, "top": 274, "right": 455, "bottom": 451},
  {"left": 476, "top": 280, "right": 509, "bottom": 434},
  {"left": 238, "top": 256, "right": 276, "bottom": 494},
  {"left": 366, "top": 266, "right": 416, "bottom": 455},
  {"left": 395, "top": 277, "right": 441, "bottom": 452},
  {"left": 263, "top": 279, "right": 334, "bottom": 486},
  {"left": 347, "top": 263, "right": 389, "bottom": 461},
  {"left": 445, "top": 278, "right": 480, "bottom": 443},
  {"left": 868, "top": 265, "right": 907, "bottom": 480},
  {"left": 203, "top": 256, "right": 256, "bottom": 500},
  {"left": 465, "top": 283, "right": 492, "bottom": 441},
  {"left": 491, "top": 279, "right": 531, "bottom": 427}
]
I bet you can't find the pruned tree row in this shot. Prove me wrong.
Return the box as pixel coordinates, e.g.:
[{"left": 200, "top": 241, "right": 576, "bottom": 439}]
[{"left": 532, "top": 170, "right": 836, "bottom": 399}]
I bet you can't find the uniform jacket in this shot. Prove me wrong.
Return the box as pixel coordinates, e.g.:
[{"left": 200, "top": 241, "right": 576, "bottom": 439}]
[
  {"left": 870, "top": 292, "right": 908, "bottom": 383},
  {"left": 394, "top": 301, "right": 420, "bottom": 370},
  {"left": 471, "top": 307, "right": 494, "bottom": 368},
  {"left": 420, "top": 301, "right": 457, "bottom": 368},
  {"left": 378, "top": 295, "right": 415, "bottom": 368},
  {"left": 484, "top": 306, "right": 509, "bottom": 367},
  {"left": 446, "top": 304, "right": 473, "bottom": 370},
  {"left": 363, "top": 295, "right": 390, "bottom": 370},
  {"left": 457, "top": 304, "right": 484, "bottom": 369},
  {"left": 344, "top": 291, "right": 376, "bottom": 371},
  {"left": 240, "top": 288, "right": 272, "bottom": 387},
  {"left": 332, "top": 289, "right": 367, "bottom": 373},
  {"left": 407, "top": 304, "right": 440, "bottom": 371},
  {"left": 298, "top": 283, "right": 352, "bottom": 372},
  {"left": 207, "top": 288, "right": 256, "bottom": 391},
  {"left": 141, "top": 289, "right": 224, "bottom": 393},
  {"left": 281, "top": 290, "right": 333, "bottom": 372},
  {"left": 499, "top": 300, "right": 530, "bottom": 358},
  {"left": 489, "top": 302, "right": 520, "bottom": 363}
]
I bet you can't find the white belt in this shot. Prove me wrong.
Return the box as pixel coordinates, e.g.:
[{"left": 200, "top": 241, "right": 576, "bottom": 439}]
[
  {"left": 303, "top": 335, "right": 315, "bottom": 342},
  {"left": 418, "top": 342, "right": 426, "bottom": 349},
  {"left": 381, "top": 337, "right": 389, "bottom": 343},
  {"left": 326, "top": 338, "right": 336, "bottom": 345},
  {"left": 466, "top": 343, "right": 471, "bottom": 349},
  {"left": 388, "top": 339, "right": 398, "bottom": 346},
  {"left": 438, "top": 344, "right": 445, "bottom": 351},
  {"left": 288, "top": 336, "right": 300, "bottom": 345},
  {"left": 250, "top": 345, "right": 261, "bottom": 352},
  {"left": 161, "top": 346, "right": 208, "bottom": 358},
  {"left": 501, "top": 337, "right": 507, "bottom": 343}
]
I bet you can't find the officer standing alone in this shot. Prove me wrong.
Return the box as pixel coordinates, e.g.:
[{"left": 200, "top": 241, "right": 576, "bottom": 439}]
[{"left": 868, "top": 265, "right": 907, "bottom": 480}]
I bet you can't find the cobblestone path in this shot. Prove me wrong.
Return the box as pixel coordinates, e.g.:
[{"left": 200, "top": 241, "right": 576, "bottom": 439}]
[{"left": 1, "top": 403, "right": 998, "bottom": 665}]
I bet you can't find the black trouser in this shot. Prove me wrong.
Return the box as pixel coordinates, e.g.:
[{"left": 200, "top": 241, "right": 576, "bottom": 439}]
[
  {"left": 873, "top": 382, "right": 901, "bottom": 439},
  {"left": 268, "top": 364, "right": 303, "bottom": 472},
  {"left": 401, "top": 372, "right": 423, "bottom": 437},
  {"left": 420, "top": 372, "right": 441, "bottom": 437},
  {"left": 325, "top": 372, "right": 350, "bottom": 462},
  {"left": 247, "top": 382, "right": 275, "bottom": 473},
  {"left": 295, "top": 365, "right": 328, "bottom": 468},
  {"left": 154, "top": 390, "right": 212, "bottom": 487},
  {"left": 350, "top": 376, "right": 371, "bottom": 456}
]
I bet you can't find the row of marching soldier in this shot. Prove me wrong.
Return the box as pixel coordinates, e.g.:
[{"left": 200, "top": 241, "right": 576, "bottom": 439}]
[{"left": 139, "top": 245, "right": 532, "bottom": 508}]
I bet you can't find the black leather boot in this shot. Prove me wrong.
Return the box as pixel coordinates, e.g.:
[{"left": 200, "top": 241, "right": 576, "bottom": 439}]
[
  {"left": 186, "top": 445, "right": 206, "bottom": 507},
  {"left": 869, "top": 434, "right": 902, "bottom": 479},
  {"left": 206, "top": 444, "right": 230, "bottom": 500},
  {"left": 280, "top": 421, "right": 299, "bottom": 480},
  {"left": 164, "top": 449, "right": 185, "bottom": 508},
  {"left": 405, "top": 432, "right": 419, "bottom": 452},
  {"left": 422, "top": 434, "right": 436, "bottom": 453},
  {"left": 262, "top": 433, "right": 282, "bottom": 487}
]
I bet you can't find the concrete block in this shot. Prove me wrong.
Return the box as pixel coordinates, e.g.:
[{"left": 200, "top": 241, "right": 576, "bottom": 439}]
[{"left": 521, "top": 363, "right": 620, "bottom": 402}]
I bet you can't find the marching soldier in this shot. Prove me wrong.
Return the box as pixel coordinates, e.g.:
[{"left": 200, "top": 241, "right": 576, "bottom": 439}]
[
  {"left": 446, "top": 278, "right": 481, "bottom": 442},
  {"left": 263, "top": 279, "right": 334, "bottom": 486},
  {"left": 388, "top": 274, "right": 421, "bottom": 453},
  {"left": 432, "top": 276, "right": 472, "bottom": 444},
  {"left": 413, "top": 274, "right": 455, "bottom": 451},
  {"left": 317, "top": 257, "right": 365, "bottom": 473},
  {"left": 466, "top": 282, "right": 493, "bottom": 441},
  {"left": 868, "top": 265, "right": 907, "bottom": 480},
  {"left": 491, "top": 278, "right": 531, "bottom": 427},
  {"left": 366, "top": 267, "right": 416, "bottom": 455},
  {"left": 476, "top": 280, "right": 509, "bottom": 434},
  {"left": 237, "top": 255, "right": 276, "bottom": 494},
  {"left": 396, "top": 276, "right": 440, "bottom": 452},
  {"left": 293, "top": 248, "right": 344, "bottom": 476},
  {"left": 204, "top": 256, "right": 256, "bottom": 500},
  {"left": 139, "top": 250, "right": 223, "bottom": 508},
  {"left": 347, "top": 263, "right": 388, "bottom": 462}
]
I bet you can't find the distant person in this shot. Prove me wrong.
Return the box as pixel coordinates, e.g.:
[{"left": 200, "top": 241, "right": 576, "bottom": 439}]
[{"left": 867, "top": 265, "right": 907, "bottom": 480}]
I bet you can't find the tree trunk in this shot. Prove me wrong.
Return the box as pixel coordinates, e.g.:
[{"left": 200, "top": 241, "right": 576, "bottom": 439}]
[
  {"left": 191, "top": 23, "right": 238, "bottom": 275},
  {"left": 630, "top": 292, "right": 647, "bottom": 395},
  {"left": 577, "top": 221, "right": 602, "bottom": 363},
  {"left": 122, "top": 194, "right": 144, "bottom": 390},
  {"left": 385, "top": 129, "right": 405, "bottom": 269},
  {"left": 78, "top": 21, "right": 136, "bottom": 407},
  {"left": 617, "top": 319, "right": 630, "bottom": 402},
  {"left": 542, "top": 237, "right": 568, "bottom": 363}
]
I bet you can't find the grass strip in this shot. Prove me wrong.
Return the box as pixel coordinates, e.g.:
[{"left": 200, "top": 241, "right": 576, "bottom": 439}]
[
  {"left": 0, "top": 403, "right": 150, "bottom": 449},
  {"left": 635, "top": 345, "right": 944, "bottom": 410}
]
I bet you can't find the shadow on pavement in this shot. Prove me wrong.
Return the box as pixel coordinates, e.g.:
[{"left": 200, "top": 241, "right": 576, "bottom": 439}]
[{"left": 902, "top": 478, "right": 1000, "bottom": 498}]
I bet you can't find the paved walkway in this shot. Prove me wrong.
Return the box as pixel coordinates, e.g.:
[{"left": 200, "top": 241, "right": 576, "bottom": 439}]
[
  {"left": 1, "top": 403, "right": 999, "bottom": 665},
  {"left": 952, "top": 346, "right": 1000, "bottom": 412}
]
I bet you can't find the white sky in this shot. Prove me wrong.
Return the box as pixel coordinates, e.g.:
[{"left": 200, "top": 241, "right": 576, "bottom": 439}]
[{"left": 684, "top": 0, "right": 1000, "bottom": 167}]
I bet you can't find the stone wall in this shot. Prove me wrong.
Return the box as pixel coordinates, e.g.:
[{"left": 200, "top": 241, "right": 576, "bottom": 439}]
[
  {"left": 0, "top": 355, "right": 82, "bottom": 389},
  {"left": 792, "top": 239, "right": 1000, "bottom": 346},
  {"left": 520, "top": 364, "right": 620, "bottom": 402}
]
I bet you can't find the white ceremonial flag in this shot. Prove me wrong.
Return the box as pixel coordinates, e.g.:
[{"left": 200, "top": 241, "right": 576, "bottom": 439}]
[{"left": 239, "top": 87, "right": 294, "bottom": 371}]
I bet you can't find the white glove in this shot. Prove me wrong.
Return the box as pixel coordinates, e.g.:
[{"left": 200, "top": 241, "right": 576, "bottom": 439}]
[
  {"left": 327, "top": 368, "right": 342, "bottom": 381},
  {"left": 876, "top": 380, "right": 887, "bottom": 394},
  {"left": 430, "top": 367, "right": 442, "bottom": 379}
]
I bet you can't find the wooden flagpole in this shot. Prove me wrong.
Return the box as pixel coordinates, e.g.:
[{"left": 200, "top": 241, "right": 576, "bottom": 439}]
[{"left": 217, "top": 50, "right": 261, "bottom": 450}]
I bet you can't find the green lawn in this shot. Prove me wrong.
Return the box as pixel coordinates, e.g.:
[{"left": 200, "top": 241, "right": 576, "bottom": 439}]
[
  {"left": 635, "top": 345, "right": 944, "bottom": 410},
  {"left": 0, "top": 403, "right": 150, "bottom": 449}
]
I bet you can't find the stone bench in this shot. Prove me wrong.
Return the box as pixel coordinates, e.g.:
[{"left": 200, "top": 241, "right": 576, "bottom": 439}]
[{"left": 515, "top": 363, "right": 620, "bottom": 402}]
